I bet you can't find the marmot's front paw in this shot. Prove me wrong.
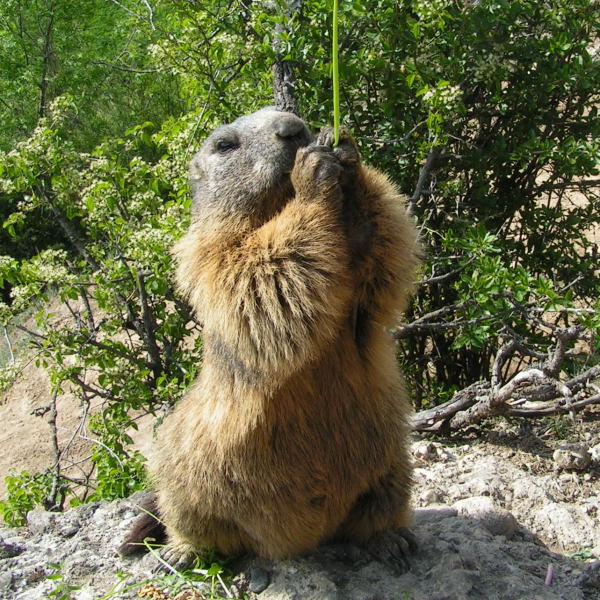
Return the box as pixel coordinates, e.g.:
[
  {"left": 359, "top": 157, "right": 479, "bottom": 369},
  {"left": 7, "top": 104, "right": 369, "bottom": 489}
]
[
  {"left": 291, "top": 144, "right": 342, "bottom": 200},
  {"left": 317, "top": 127, "right": 360, "bottom": 168},
  {"left": 363, "top": 527, "right": 418, "bottom": 574}
]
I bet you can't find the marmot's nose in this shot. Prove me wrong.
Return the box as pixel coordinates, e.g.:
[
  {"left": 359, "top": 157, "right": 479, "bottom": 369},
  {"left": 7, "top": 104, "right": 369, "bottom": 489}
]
[{"left": 275, "top": 115, "right": 309, "bottom": 140}]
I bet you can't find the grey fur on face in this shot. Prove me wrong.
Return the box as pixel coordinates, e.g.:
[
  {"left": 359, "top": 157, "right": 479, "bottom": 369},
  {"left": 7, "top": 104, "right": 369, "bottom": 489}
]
[{"left": 190, "top": 108, "right": 312, "bottom": 221}]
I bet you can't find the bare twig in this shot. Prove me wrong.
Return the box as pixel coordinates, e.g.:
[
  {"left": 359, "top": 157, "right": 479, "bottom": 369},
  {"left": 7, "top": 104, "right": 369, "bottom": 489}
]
[
  {"left": 3, "top": 326, "right": 15, "bottom": 364},
  {"left": 91, "top": 60, "right": 160, "bottom": 74},
  {"left": 415, "top": 256, "right": 476, "bottom": 286},
  {"left": 135, "top": 269, "right": 162, "bottom": 378}
]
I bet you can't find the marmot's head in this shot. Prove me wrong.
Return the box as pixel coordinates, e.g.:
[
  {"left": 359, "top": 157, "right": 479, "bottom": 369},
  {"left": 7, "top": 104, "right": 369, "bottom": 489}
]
[{"left": 190, "top": 108, "right": 312, "bottom": 225}]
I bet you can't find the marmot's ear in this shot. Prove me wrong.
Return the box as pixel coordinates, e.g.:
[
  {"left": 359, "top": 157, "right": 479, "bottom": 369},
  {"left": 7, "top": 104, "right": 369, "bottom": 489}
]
[{"left": 189, "top": 154, "right": 204, "bottom": 180}]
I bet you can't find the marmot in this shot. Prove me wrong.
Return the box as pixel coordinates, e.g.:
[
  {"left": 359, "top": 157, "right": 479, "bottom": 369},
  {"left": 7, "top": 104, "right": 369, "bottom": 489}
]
[{"left": 121, "top": 108, "right": 420, "bottom": 569}]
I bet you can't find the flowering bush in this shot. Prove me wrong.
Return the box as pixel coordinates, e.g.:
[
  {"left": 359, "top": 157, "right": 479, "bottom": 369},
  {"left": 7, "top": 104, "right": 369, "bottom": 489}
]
[{"left": 0, "top": 99, "right": 204, "bottom": 515}]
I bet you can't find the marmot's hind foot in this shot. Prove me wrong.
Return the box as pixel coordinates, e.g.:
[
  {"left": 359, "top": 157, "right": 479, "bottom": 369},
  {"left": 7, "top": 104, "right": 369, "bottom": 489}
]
[
  {"left": 153, "top": 542, "right": 198, "bottom": 574},
  {"left": 364, "top": 528, "right": 418, "bottom": 574}
]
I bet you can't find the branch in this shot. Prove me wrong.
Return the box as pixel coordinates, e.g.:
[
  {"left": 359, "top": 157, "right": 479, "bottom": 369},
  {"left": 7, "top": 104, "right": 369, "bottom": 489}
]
[
  {"left": 362, "top": 120, "right": 427, "bottom": 145},
  {"left": 544, "top": 326, "right": 583, "bottom": 378},
  {"left": 415, "top": 256, "right": 476, "bottom": 286},
  {"left": 393, "top": 309, "right": 511, "bottom": 339},
  {"left": 107, "top": 0, "right": 143, "bottom": 22},
  {"left": 447, "top": 369, "right": 547, "bottom": 431},
  {"left": 411, "top": 324, "right": 600, "bottom": 432},
  {"left": 410, "top": 382, "right": 487, "bottom": 431},
  {"left": 37, "top": 184, "right": 101, "bottom": 271},
  {"left": 272, "top": 1, "right": 302, "bottom": 114},
  {"left": 538, "top": 178, "right": 600, "bottom": 191},
  {"left": 43, "top": 389, "right": 65, "bottom": 511},
  {"left": 408, "top": 147, "right": 441, "bottom": 212},
  {"left": 90, "top": 60, "right": 160, "bottom": 74},
  {"left": 507, "top": 393, "right": 600, "bottom": 417},
  {"left": 3, "top": 326, "right": 15, "bottom": 364},
  {"left": 135, "top": 269, "right": 162, "bottom": 378}
]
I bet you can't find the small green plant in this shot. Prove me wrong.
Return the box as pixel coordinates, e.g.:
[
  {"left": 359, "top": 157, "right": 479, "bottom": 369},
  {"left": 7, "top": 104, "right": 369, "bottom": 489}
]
[
  {"left": 98, "top": 551, "right": 243, "bottom": 600},
  {"left": 0, "top": 470, "right": 53, "bottom": 526},
  {"left": 569, "top": 549, "right": 597, "bottom": 561},
  {"left": 542, "top": 415, "right": 575, "bottom": 440},
  {"left": 47, "top": 562, "right": 81, "bottom": 600},
  {"left": 0, "top": 363, "right": 18, "bottom": 392}
]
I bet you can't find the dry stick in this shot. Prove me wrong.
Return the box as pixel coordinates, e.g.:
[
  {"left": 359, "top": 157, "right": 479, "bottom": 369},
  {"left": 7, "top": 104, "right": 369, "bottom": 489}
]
[
  {"left": 448, "top": 368, "right": 546, "bottom": 431},
  {"left": 3, "top": 326, "right": 14, "bottom": 364},
  {"left": 411, "top": 335, "right": 600, "bottom": 431}
]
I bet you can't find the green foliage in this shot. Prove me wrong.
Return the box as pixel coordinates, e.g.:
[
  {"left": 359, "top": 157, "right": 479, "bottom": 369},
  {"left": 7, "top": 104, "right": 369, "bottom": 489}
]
[
  {"left": 0, "top": 97, "right": 201, "bottom": 511},
  {"left": 0, "top": 470, "right": 53, "bottom": 526},
  {"left": 97, "top": 552, "right": 242, "bottom": 599},
  {"left": 0, "top": 0, "right": 182, "bottom": 152},
  {"left": 87, "top": 411, "right": 148, "bottom": 502},
  {"left": 149, "top": 553, "right": 241, "bottom": 600}
]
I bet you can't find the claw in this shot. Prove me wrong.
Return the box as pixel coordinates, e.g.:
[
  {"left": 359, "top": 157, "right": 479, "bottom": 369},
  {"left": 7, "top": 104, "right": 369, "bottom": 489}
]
[
  {"left": 364, "top": 528, "right": 418, "bottom": 574},
  {"left": 316, "top": 127, "right": 335, "bottom": 148},
  {"left": 153, "top": 542, "right": 197, "bottom": 574}
]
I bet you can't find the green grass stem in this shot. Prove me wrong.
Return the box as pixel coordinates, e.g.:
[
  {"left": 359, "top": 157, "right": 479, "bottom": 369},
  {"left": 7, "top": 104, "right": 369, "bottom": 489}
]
[{"left": 332, "top": 0, "right": 340, "bottom": 146}]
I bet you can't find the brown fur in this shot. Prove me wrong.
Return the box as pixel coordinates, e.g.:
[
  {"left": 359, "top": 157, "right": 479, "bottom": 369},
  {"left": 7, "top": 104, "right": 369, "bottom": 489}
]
[{"left": 144, "top": 108, "right": 420, "bottom": 564}]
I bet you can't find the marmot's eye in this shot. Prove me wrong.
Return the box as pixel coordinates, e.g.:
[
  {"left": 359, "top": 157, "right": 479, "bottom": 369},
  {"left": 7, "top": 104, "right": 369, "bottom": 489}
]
[{"left": 216, "top": 140, "right": 238, "bottom": 152}]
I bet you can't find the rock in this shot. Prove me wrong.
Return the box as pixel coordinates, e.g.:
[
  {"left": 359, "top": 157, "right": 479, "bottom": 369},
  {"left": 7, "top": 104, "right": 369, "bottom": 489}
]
[
  {"left": 413, "top": 506, "right": 457, "bottom": 524},
  {"left": 0, "top": 570, "right": 13, "bottom": 593},
  {"left": 589, "top": 443, "right": 600, "bottom": 463},
  {"left": 26, "top": 509, "right": 57, "bottom": 535},
  {"left": 553, "top": 444, "right": 592, "bottom": 471},
  {"left": 533, "top": 502, "right": 597, "bottom": 551},
  {"left": 0, "top": 537, "right": 24, "bottom": 559},
  {"left": 412, "top": 441, "right": 455, "bottom": 462},
  {"left": 259, "top": 562, "right": 337, "bottom": 600},
  {"left": 453, "top": 496, "right": 518, "bottom": 538},
  {"left": 419, "top": 488, "right": 442, "bottom": 505},
  {"left": 577, "top": 560, "right": 600, "bottom": 589},
  {"left": 248, "top": 566, "right": 270, "bottom": 594},
  {"left": 0, "top": 444, "right": 596, "bottom": 600}
]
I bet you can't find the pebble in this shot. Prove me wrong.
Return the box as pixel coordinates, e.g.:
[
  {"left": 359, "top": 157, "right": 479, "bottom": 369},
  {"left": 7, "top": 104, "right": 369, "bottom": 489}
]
[
  {"left": 0, "top": 537, "right": 24, "bottom": 560},
  {"left": 553, "top": 444, "right": 592, "bottom": 471},
  {"left": 421, "top": 489, "right": 443, "bottom": 505},
  {"left": 0, "top": 571, "right": 12, "bottom": 593},
  {"left": 248, "top": 566, "right": 270, "bottom": 594},
  {"left": 413, "top": 441, "right": 456, "bottom": 462}
]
